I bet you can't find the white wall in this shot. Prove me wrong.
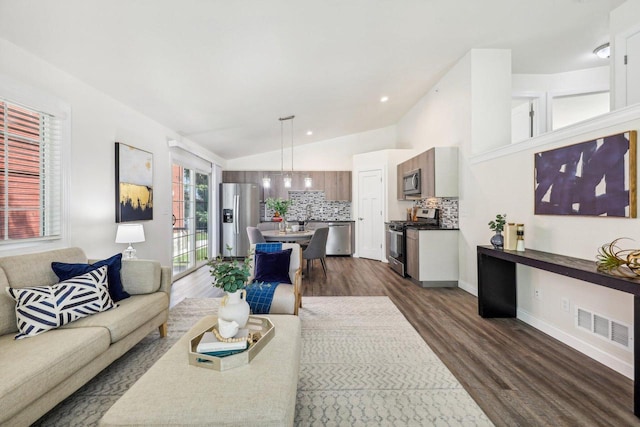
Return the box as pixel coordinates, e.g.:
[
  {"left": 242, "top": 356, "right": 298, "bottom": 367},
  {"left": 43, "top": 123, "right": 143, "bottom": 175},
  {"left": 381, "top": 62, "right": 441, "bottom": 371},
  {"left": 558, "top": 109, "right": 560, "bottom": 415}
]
[
  {"left": 0, "top": 38, "right": 222, "bottom": 265},
  {"left": 470, "top": 49, "right": 512, "bottom": 154},
  {"left": 226, "top": 126, "right": 397, "bottom": 171},
  {"left": 397, "top": 53, "right": 472, "bottom": 150},
  {"left": 513, "top": 66, "right": 610, "bottom": 96},
  {"left": 396, "top": 46, "right": 640, "bottom": 377}
]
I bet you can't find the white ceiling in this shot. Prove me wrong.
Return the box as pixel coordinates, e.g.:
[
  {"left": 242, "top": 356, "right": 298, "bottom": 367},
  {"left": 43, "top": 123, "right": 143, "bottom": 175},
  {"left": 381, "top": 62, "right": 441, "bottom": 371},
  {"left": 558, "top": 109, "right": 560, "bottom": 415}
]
[{"left": 0, "top": 0, "right": 625, "bottom": 159}]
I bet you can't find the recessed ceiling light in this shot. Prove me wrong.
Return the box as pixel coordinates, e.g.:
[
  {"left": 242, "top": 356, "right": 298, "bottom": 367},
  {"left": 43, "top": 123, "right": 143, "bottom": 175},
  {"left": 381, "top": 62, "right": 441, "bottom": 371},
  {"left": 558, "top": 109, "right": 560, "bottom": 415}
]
[
  {"left": 306, "top": 130, "right": 313, "bottom": 136},
  {"left": 380, "top": 96, "right": 389, "bottom": 103}
]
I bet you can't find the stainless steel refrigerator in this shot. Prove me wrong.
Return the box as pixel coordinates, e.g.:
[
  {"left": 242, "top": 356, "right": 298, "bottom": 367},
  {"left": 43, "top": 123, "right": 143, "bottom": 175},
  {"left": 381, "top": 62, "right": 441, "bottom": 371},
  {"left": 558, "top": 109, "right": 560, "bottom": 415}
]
[{"left": 220, "top": 183, "right": 260, "bottom": 257}]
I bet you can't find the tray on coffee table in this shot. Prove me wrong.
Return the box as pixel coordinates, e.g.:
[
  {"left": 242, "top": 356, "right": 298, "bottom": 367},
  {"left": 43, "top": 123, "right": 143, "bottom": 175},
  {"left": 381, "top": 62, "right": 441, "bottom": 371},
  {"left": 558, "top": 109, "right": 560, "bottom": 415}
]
[{"left": 188, "top": 315, "right": 275, "bottom": 371}]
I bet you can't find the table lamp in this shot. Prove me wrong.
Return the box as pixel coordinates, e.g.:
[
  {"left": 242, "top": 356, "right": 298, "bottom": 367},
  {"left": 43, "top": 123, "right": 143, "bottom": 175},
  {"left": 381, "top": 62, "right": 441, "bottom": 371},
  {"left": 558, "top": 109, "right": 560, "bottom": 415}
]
[{"left": 115, "top": 224, "right": 145, "bottom": 259}]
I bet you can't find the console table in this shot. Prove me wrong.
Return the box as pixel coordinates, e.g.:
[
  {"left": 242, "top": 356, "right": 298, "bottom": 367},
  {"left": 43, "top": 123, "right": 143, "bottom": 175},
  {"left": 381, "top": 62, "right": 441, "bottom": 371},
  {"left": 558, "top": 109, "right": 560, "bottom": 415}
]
[{"left": 477, "top": 245, "right": 640, "bottom": 417}]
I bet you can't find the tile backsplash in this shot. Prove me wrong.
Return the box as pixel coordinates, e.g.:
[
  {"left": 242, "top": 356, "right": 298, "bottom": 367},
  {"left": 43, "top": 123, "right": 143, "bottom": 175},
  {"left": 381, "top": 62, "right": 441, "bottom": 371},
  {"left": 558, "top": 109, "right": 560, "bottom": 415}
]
[
  {"left": 263, "top": 191, "right": 352, "bottom": 221},
  {"left": 416, "top": 197, "right": 459, "bottom": 229}
]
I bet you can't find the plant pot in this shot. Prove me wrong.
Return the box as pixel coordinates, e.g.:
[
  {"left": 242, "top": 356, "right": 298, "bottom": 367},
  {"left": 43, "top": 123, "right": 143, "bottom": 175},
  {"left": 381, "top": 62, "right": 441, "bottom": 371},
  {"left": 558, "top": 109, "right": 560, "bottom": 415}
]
[
  {"left": 490, "top": 231, "right": 504, "bottom": 250},
  {"left": 218, "top": 290, "right": 250, "bottom": 328}
]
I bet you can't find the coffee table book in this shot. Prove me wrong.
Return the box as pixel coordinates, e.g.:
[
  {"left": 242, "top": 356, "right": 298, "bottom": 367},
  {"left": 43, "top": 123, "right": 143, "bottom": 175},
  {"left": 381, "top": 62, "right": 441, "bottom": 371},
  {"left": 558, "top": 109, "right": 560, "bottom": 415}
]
[
  {"left": 188, "top": 316, "right": 275, "bottom": 371},
  {"left": 196, "top": 330, "right": 249, "bottom": 353}
]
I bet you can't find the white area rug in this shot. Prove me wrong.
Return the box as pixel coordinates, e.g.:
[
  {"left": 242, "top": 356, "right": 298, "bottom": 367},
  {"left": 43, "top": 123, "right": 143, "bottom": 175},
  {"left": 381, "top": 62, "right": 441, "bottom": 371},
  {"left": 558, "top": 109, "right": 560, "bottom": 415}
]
[
  {"left": 34, "top": 296, "right": 492, "bottom": 426},
  {"left": 296, "top": 296, "right": 492, "bottom": 426}
]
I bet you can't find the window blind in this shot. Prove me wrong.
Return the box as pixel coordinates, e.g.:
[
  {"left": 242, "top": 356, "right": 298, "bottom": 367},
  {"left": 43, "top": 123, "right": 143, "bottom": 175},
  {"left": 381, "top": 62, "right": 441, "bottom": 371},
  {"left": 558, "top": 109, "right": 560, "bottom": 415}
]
[{"left": 0, "top": 100, "right": 62, "bottom": 241}]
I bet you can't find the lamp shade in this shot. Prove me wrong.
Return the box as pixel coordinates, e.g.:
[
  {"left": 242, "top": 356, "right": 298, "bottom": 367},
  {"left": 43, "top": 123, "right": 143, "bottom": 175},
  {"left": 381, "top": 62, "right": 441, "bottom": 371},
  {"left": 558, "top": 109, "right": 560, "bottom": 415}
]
[{"left": 115, "top": 224, "right": 145, "bottom": 244}]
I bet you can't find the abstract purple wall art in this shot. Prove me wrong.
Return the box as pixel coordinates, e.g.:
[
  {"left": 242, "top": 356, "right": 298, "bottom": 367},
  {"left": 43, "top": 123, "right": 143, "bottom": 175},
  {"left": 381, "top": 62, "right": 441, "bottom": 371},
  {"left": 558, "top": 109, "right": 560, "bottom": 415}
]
[{"left": 534, "top": 131, "right": 637, "bottom": 217}]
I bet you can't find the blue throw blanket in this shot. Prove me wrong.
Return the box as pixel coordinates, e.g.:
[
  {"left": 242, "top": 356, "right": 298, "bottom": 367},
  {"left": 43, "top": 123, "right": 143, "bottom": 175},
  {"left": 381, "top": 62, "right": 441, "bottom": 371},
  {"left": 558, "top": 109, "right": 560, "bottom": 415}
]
[
  {"left": 245, "top": 281, "right": 279, "bottom": 314},
  {"left": 246, "top": 243, "right": 283, "bottom": 314}
]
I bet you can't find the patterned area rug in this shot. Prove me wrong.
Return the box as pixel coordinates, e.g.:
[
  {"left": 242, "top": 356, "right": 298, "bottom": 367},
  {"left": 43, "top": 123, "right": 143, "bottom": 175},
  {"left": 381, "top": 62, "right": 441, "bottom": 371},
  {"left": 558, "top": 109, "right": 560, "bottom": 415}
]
[{"left": 34, "top": 296, "right": 492, "bottom": 426}]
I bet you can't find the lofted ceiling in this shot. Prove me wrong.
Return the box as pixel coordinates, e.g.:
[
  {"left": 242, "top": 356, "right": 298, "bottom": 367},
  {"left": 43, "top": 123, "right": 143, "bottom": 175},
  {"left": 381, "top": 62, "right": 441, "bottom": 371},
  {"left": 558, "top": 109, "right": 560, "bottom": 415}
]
[{"left": 0, "top": 0, "right": 625, "bottom": 159}]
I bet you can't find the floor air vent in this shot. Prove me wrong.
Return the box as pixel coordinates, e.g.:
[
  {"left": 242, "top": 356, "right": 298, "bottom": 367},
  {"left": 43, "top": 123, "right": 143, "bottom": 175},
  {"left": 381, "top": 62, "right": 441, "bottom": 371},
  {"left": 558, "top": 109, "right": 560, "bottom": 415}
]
[{"left": 575, "top": 307, "right": 631, "bottom": 350}]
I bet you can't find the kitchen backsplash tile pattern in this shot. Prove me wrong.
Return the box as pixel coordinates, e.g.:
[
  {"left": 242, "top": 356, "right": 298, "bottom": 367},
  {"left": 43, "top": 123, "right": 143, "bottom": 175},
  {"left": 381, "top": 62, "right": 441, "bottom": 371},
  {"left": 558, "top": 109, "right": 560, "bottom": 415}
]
[
  {"left": 263, "top": 191, "right": 352, "bottom": 221},
  {"left": 416, "top": 197, "right": 459, "bottom": 229}
]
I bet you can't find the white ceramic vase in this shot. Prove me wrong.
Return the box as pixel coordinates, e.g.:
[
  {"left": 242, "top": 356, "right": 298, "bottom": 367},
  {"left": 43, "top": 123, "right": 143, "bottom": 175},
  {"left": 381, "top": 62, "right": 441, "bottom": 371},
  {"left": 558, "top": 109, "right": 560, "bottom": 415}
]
[{"left": 218, "top": 289, "right": 250, "bottom": 328}]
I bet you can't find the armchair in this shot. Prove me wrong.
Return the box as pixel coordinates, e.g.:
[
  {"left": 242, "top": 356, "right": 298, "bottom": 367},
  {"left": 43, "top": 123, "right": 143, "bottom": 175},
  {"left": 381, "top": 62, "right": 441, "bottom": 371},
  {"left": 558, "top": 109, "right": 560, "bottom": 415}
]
[{"left": 248, "top": 243, "right": 302, "bottom": 315}]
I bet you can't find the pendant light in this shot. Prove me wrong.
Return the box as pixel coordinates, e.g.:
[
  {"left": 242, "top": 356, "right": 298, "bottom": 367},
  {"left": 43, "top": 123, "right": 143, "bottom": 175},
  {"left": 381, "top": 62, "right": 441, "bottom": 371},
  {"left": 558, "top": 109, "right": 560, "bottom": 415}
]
[{"left": 279, "top": 115, "right": 295, "bottom": 188}]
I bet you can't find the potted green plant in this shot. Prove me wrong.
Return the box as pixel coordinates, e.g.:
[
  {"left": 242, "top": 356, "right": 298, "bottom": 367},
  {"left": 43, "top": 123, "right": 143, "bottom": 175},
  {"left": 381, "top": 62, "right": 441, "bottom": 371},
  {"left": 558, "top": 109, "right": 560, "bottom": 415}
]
[
  {"left": 265, "top": 197, "right": 292, "bottom": 220},
  {"left": 207, "top": 245, "right": 252, "bottom": 327},
  {"left": 488, "top": 213, "right": 506, "bottom": 249}
]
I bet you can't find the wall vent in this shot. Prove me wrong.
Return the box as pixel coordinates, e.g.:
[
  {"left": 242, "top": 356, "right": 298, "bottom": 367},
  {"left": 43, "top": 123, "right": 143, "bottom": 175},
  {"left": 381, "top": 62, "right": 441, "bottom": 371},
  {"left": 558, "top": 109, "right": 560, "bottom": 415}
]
[
  {"left": 577, "top": 308, "right": 592, "bottom": 330},
  {"left": 575, "top": 307, "right": 632, "bottom": 350}
]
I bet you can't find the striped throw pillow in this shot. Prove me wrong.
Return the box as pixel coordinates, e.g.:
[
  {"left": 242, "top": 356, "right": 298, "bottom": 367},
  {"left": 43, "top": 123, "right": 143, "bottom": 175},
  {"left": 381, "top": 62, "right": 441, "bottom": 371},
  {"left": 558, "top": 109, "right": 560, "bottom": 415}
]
[{"left": 6, "top": 265, "right": 117, "bottom": 339}]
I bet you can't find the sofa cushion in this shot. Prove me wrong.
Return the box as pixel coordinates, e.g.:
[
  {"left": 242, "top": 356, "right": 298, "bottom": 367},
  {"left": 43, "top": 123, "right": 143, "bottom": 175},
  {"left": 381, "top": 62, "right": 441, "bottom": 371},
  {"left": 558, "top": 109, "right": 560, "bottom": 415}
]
[
  {"left": 0, "top": 247, "right": 87, "bottom": 288},
  {"left": 254, "top": 249, "right": 293, "bottom": 284},
  {"left": 60, "top": 292, "right": 168, "bottom": 343},
  {"left": 6, "top": 266, "right": 116, "bottom": 339},
  {"left": 120, "top": 259, "right": 162, "bottom": 294},
  {"left": 0, "top": 248, "right": 87, "bottom": 337},
  {"left": 52, "top": 253, "right": 130, "bottom": 302},
  {"left": 0, "top": 326, "right": 110, "bottom": 424},
  {"left": 0, "top": 268, "right": 16, "bottom": 336}
]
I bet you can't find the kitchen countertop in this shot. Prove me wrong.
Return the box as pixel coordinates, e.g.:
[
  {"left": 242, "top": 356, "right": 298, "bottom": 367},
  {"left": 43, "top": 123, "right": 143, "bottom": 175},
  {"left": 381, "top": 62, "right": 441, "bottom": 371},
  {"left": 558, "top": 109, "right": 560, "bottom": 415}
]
[
  {"left": 260, "top": 219, "right": 354, "bottom": 223},
  {"left": 405, "top": 224, "right": 459, "bottom": 230},
  {"left": 307, "top": 220, "right": 354, "bottom": 222}
]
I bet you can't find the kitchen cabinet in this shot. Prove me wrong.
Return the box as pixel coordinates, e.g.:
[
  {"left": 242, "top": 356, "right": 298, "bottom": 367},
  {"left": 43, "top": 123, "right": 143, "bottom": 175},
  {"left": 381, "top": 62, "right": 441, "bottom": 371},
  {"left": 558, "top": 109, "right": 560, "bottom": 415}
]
[
  {"left": 324, "top": 171, "right": 351, "bottom": 201},
  {"left": 222, "top": 171, "right": 266, "bottom": 200},
  {"left": 223, "top": 170, "right": 352, "bottom": 201},
  {"left": 263, "top": 172, "right": 288, "bottom": 201},
  {"left": 422, "top": 147, "right": 457, "bottom": 198},
  {"left": 397, "top": 147, "right": 458, "bottom": 200},
  {"left": 405, "top": 228, "right": 420, "bottom": 279},
  {"left": 405, "top": 228, "right": 458, "bottom": 287}
]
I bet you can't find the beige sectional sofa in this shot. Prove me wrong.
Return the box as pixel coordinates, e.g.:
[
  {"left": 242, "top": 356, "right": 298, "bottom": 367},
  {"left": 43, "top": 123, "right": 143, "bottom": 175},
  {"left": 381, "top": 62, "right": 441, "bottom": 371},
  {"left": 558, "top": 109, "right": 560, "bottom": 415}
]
[{"left": 0, "top": 247, "right": 171, "bottom": 426}]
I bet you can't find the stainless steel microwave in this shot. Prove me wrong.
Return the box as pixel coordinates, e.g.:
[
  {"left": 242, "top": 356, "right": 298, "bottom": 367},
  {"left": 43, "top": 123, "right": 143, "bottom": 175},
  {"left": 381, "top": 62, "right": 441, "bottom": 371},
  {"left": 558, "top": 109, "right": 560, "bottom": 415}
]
[{"left": 403, "top": 169, "right": 421, "bottom": 196}]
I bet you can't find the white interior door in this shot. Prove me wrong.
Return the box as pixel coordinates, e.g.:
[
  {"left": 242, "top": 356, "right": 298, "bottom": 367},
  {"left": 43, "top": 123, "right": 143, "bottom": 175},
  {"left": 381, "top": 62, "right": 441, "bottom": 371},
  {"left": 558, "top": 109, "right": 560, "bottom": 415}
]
[
  {"left": 357, "top": 169, "right": 383, "bottom": 260},
  {"left": 626, "top": 30, "right": 640, "bottom": 106}
]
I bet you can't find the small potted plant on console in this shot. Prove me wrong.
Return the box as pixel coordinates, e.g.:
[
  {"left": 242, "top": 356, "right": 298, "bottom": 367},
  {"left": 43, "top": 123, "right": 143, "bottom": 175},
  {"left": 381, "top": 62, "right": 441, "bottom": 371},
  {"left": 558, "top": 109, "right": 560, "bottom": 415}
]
[{"left": 488, "top": 213, "right": 506, "bottom": 249}]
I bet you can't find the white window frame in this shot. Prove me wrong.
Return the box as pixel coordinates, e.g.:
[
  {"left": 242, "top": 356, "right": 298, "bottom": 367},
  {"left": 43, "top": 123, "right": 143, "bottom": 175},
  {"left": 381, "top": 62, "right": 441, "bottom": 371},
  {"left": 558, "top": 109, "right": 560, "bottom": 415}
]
[{"left": 0, "top": 74, "right": 70, "bottom": 253}]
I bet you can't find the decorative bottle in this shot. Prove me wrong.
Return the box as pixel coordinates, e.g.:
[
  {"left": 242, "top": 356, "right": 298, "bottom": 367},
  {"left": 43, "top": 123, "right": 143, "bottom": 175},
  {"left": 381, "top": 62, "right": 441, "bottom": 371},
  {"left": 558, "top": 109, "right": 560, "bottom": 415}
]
[
  {"left": 516, "top": 224, "right": 525, "bottom": 252},
  {"left": 504, "top": 223, "right": 517, "bottom": 251}
]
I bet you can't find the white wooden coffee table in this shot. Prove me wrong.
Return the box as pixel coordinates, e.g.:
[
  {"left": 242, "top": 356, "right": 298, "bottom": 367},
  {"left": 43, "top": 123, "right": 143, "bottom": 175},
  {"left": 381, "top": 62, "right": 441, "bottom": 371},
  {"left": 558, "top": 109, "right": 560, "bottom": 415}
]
[{"left": 100, "top": 315, "right": 301, "bottom": 426}]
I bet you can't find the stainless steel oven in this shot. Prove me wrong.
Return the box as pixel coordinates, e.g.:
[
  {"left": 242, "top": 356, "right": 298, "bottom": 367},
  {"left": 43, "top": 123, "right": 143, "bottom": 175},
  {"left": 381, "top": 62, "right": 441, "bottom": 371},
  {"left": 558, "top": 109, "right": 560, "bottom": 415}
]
[
  {"left": 385, "top": 210, "right": 440, "bottom": 278},
  {"left": 385, "top": 222, "right": 406, "bottom": 277}
]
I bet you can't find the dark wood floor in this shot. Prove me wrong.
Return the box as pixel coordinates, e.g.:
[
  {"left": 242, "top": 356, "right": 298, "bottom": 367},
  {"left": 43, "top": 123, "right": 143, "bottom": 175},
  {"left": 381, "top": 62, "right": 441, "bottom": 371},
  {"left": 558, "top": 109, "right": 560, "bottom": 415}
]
[{"left": 171, "top": 256, "right": 640, "bottom": 426}]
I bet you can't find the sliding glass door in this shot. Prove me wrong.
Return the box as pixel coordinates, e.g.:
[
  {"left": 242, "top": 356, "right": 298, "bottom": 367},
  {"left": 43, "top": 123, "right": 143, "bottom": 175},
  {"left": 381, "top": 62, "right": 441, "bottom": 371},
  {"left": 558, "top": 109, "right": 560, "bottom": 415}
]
[{"left": 172, "top": 163, "right": 210, "bottom": 278}]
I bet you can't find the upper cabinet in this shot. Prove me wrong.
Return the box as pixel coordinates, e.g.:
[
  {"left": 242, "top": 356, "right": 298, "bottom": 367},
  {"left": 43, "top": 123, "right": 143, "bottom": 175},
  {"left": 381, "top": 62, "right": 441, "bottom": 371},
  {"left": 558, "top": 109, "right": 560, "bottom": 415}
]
[
  {"left": 222, "top": 170, "right": 352, "bottom": 201},
  {"left": 397, "top": 147, "right": 458, "bottom": 200},
  {"left": 324, "top": 171, "right": 352, "bottom": 201}
]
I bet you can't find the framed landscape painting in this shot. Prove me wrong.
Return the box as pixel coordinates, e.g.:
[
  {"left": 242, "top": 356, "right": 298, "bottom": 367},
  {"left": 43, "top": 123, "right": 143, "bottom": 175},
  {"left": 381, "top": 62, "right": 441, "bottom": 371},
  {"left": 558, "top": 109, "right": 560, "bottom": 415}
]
[
  {"left": 115, "top": 142, "right": 153, "bottom": 222},
  {"left": 534, "top": 130, "right": 637, "bottom": 218}
]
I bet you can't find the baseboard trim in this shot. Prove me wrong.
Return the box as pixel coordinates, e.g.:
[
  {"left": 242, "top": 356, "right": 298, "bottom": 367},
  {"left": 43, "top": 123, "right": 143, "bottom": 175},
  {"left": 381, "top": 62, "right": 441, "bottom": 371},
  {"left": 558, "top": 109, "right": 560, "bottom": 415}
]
[
  {"left": 517, "top": 309, "right": 633, "bottom": 379},
  {"left": 457, "top": 279, "right": 477, "bottom": 296}
]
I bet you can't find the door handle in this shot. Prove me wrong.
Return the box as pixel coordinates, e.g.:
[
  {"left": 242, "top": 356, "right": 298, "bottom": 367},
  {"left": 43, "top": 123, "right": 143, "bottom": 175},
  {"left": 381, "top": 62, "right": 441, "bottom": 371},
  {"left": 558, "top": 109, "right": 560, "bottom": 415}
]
[
  {"left": 234, "top": 195, "right": 240, "bottom": 235},
  {"left": 358, "top": 217, "right": 364, "bottom": 221}
]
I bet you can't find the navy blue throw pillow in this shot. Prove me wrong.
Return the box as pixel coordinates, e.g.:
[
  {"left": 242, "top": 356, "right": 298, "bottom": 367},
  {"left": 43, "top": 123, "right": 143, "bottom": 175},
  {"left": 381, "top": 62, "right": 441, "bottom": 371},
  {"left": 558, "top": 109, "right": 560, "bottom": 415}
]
[
  {"left": 52, "top": 253, "right": 130, "bottom": 302},
  {"left": 254, "top": 248, "right": 292, "bottom": 284}
]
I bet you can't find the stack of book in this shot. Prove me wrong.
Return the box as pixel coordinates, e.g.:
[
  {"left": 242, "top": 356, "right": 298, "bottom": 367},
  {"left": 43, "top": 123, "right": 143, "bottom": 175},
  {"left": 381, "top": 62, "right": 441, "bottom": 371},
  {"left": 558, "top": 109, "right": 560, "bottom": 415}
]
[{"left": 196, "top": 329, "right": 249, "bottom": 357}]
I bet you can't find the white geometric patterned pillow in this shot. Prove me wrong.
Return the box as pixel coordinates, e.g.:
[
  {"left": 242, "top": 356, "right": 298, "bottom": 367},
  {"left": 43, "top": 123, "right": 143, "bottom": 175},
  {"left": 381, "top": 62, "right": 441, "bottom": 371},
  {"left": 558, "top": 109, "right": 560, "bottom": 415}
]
[{"left": 6, "top": 265, "right": 117, "bottom": 339}]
